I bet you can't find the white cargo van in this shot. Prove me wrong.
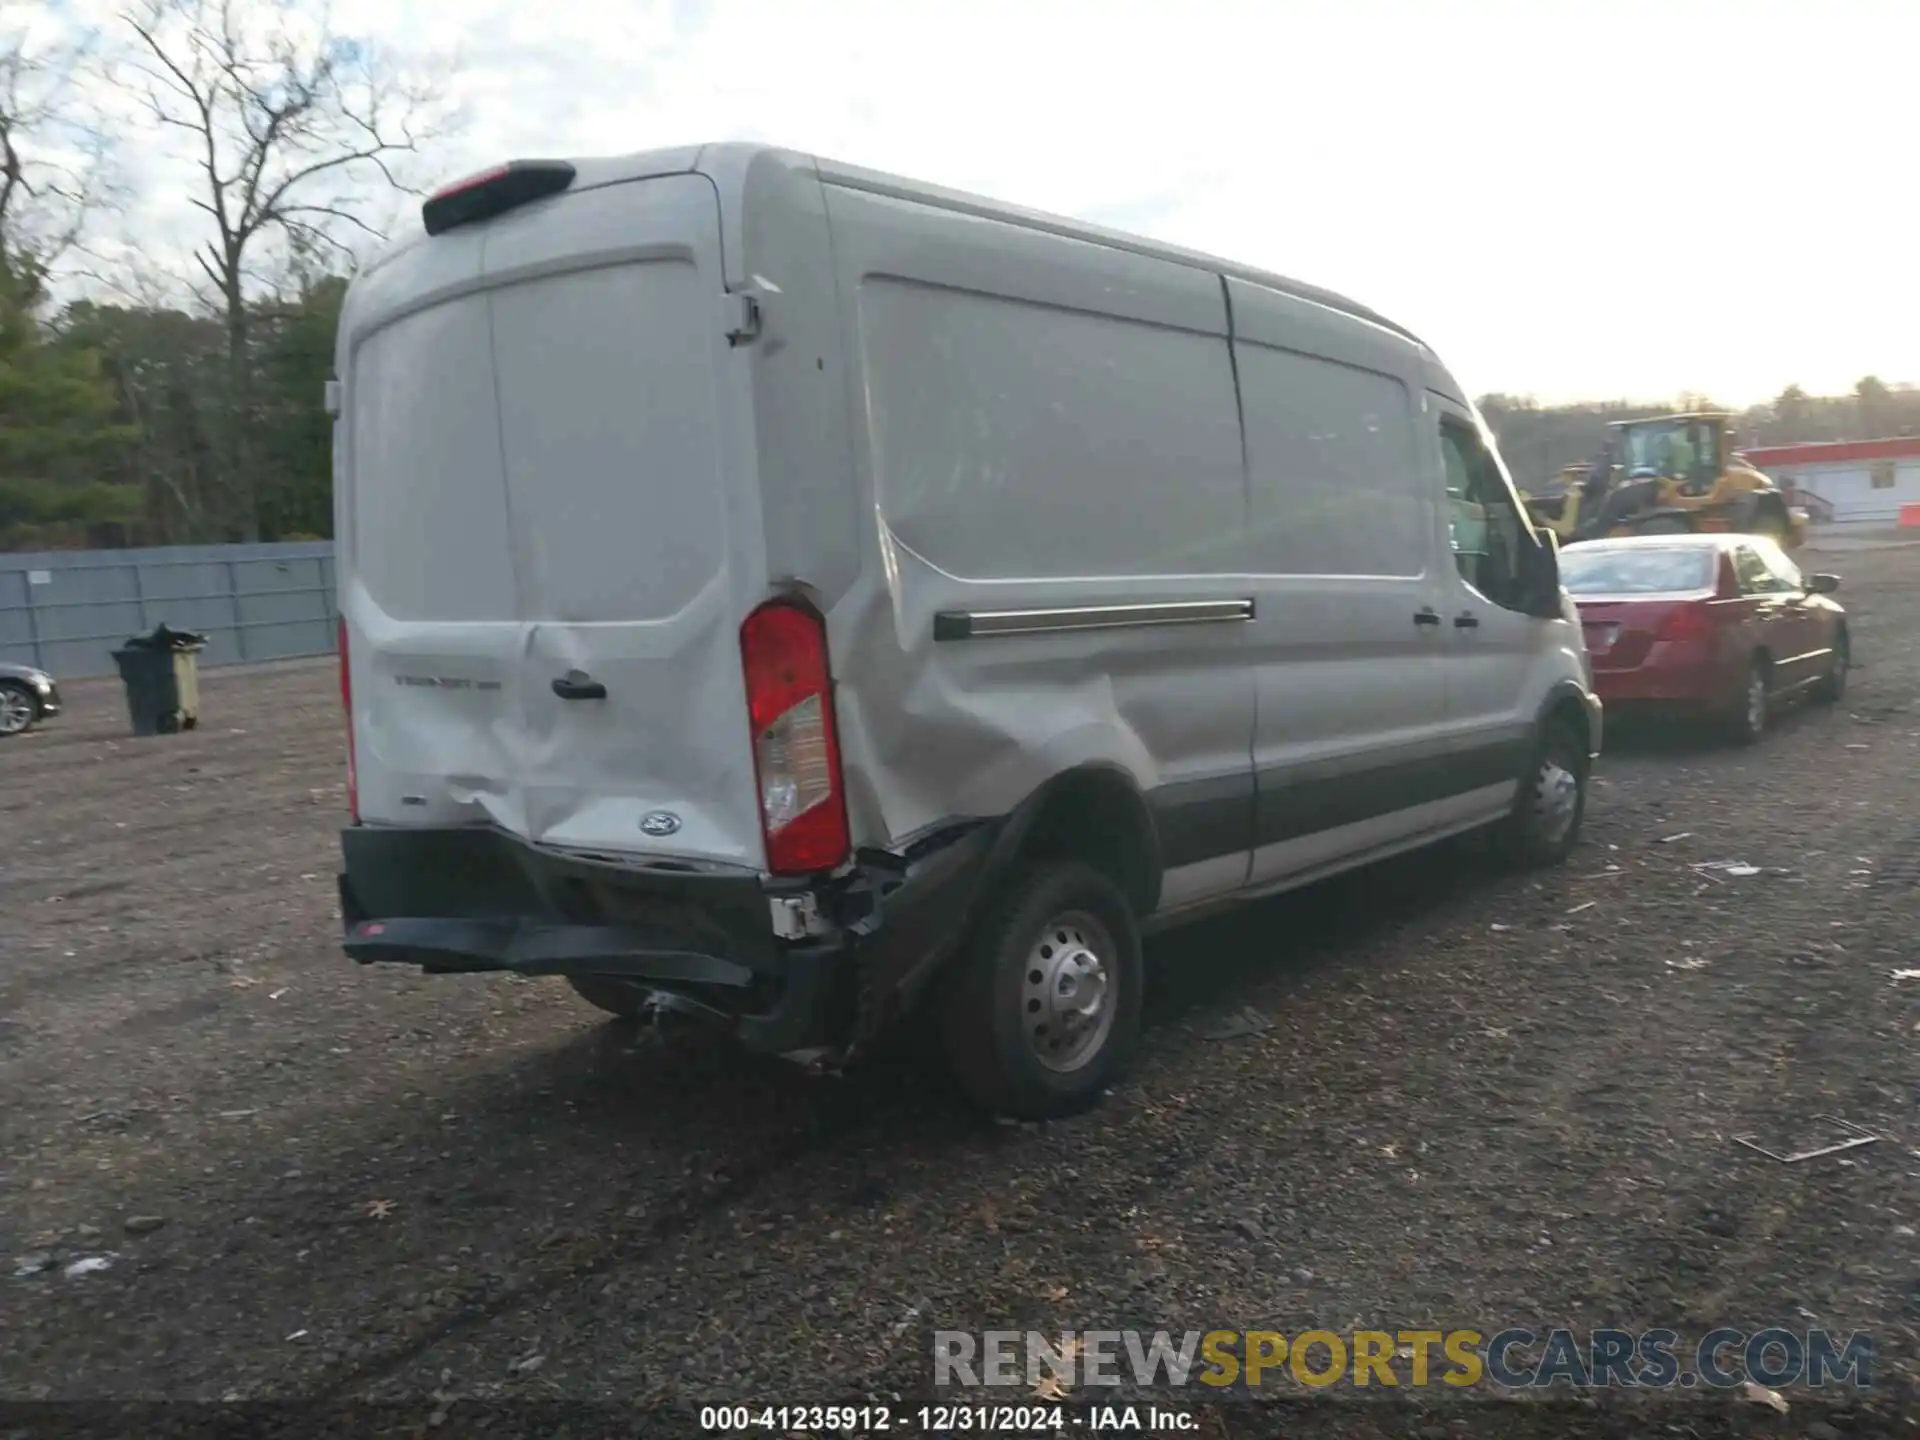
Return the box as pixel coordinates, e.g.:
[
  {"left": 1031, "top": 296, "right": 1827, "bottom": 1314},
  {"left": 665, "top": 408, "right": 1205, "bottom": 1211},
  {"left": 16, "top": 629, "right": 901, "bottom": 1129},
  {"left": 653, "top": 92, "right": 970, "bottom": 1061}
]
[{"left": 334, "top": 144, "right": 1601, "bottom": 1118}]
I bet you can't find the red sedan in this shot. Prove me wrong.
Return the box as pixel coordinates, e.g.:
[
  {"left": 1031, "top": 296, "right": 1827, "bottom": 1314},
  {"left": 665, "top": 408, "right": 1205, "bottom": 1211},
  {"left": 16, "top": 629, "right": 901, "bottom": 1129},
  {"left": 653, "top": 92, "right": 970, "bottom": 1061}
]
[{"left": 1559, "top": 534, "right": 1849, "bottom": 743}]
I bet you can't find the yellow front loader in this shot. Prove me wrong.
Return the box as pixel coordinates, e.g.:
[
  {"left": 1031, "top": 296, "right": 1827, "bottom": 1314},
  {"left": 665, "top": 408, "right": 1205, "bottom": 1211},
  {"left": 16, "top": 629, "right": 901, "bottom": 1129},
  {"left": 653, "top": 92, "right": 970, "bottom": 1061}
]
[{"left": 1520, "top": 413, "right": 1807, "bottom": 550}]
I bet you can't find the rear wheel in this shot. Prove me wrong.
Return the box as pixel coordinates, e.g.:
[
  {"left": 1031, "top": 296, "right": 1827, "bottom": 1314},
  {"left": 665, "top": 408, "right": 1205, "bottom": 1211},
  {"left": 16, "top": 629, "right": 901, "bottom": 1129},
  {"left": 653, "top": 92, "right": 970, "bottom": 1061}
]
[
  {"left": 1493, "top": 718, "right": 1589, "bottom": 868},
  {"left": 941, "top": 860, "right": 1142, "bottom": 1119},
  {"left": 1814, "top": 630, "right": 1849, "bottom": 703},
  {"left": 1725, "top": 658, "right": 1770, "bottom": 744},
  {"left": 0, "top": 680, "right": 37, "bottom": 737}
]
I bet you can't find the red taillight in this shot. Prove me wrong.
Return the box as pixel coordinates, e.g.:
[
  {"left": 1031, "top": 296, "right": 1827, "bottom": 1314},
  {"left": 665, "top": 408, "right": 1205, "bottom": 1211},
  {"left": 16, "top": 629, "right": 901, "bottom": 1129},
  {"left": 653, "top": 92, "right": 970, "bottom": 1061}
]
[
  {"left": 1656, "top": 602, "right": 1715, "bottom": 643},
  {"left": 339, "top": 616, "right": 359, "bottom": 822},
  {"left": 740, "top": 598, "right": 849, "bottom": 876},
  {"left": 430, "top": 163, "right": 511, "bottom": 200}
]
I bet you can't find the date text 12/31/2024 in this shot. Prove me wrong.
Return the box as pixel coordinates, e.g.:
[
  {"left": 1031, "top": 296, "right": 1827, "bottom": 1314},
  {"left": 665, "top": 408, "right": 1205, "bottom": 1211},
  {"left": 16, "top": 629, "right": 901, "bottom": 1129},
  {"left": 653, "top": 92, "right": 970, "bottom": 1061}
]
[{"left": 700, "top": 1404, "right": 1200, "bottom": 1432}]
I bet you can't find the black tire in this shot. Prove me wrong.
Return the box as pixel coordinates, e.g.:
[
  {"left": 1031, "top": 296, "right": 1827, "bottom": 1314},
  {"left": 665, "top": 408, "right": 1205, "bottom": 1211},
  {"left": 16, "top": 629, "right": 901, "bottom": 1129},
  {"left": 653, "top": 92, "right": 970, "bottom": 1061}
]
[
  {"left": 1724, "top": 657, "right": 1770, "bottom": 745},
  {"left": 941, "top": 859, "right": 1143, "bottom": 1120},
  {"left": 0, "top": 679, "right": 39, "bottom": 737},
  {"left": 1813, "top": 629, "right": 1849, "bottom": 704},
  {"left": 1751, "top": 501, "right": 1789, "bottom": 544},
  {"left": 567, "top": 975, "right": 648, "bottom": 1018},
  {"left": 1493, "top": 718, "right": 1589, "bottom": 868}
]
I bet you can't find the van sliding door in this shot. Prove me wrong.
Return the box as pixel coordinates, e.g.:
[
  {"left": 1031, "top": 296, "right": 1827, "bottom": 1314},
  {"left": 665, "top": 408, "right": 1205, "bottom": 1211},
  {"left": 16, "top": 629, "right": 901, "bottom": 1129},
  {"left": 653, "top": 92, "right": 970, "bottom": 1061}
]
[{"left": 1226, "top": 278, "right": 1460, "bottom": 888}]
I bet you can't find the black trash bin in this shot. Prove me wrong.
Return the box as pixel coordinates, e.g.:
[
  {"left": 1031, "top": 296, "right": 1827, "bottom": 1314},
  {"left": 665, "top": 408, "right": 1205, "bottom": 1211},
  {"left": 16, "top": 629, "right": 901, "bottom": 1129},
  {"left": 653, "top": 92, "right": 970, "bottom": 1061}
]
[{"left": 110, "top": 624, "right": 208, "bottom": 736}]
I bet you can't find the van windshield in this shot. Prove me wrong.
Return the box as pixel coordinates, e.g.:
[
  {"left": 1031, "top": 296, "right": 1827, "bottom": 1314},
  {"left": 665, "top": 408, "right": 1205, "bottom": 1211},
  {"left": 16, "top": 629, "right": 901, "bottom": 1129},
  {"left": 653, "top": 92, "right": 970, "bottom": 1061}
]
[{"left": 1561, "top": 546, "right": 1716, "bottom": 596}]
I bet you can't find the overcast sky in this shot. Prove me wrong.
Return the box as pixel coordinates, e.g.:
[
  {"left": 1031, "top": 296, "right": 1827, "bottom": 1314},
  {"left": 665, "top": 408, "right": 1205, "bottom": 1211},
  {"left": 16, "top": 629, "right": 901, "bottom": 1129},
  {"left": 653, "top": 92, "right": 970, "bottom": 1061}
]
[{"left": 37, "top": 0, "right": 1920, "bottom": 405}]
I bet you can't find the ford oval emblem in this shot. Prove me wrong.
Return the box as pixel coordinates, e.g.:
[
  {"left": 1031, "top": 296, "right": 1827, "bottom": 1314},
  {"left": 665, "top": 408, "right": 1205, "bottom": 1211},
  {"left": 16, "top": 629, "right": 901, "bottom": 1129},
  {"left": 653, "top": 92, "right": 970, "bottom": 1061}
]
[{"left": 639, "top": 810, "right": 682, "bottom": 837}]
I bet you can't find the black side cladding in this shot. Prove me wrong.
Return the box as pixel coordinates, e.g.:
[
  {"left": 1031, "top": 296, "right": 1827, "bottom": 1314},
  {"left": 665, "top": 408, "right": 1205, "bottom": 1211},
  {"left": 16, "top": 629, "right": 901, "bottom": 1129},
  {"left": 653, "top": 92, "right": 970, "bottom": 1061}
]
[{"left": 421, "top": 160, "right": 577, "bottom": 236}]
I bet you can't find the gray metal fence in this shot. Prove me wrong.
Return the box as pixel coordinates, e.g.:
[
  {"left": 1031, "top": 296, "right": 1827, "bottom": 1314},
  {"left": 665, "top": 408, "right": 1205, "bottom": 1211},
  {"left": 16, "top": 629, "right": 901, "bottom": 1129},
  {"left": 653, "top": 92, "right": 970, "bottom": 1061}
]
[{"left": 0, "top": 542, "right": 337, "bottom": 678}]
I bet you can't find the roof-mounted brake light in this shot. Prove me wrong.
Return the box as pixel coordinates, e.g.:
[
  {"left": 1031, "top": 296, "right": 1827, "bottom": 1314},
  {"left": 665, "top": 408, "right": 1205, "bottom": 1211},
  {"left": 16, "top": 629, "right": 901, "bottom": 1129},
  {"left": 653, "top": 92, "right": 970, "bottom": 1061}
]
[{"left": 421, "top": 160, "right": 577, "bottom": 236}]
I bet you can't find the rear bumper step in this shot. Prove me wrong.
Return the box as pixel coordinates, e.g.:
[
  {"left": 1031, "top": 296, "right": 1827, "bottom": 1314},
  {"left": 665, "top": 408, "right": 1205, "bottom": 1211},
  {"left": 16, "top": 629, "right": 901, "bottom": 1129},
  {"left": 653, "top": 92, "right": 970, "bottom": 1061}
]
[
  {"left": 344, "top": 915, "right": 753, "bottom": 984},
  {"left": 342, "top": 909, "right": 838, "bottom": 1053},
  {"left": 336, "top": 819, "right": 1000, "bottom": 1056}
]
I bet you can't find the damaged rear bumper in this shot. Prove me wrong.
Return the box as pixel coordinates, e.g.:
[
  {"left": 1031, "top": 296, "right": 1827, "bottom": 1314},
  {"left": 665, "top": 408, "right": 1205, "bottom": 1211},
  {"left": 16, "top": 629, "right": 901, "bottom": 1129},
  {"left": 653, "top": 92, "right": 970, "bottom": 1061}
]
[{"left": 337, "top": 821, "right": 995, "bottom": 1056}]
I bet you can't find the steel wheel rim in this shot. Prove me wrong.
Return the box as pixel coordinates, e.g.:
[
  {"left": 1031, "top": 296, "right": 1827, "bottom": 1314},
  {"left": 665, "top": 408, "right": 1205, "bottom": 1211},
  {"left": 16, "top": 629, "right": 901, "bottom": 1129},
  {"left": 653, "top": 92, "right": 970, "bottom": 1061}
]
[
  {"left": 1533, "top": 755, "right": 1580, "bottom": 844},
  {"left": 1020, "top": 909, "right": 1118, "bottom": 1074},
  {"left": 1746, "top": 672, "right": 1767, "bottom": 731},
  {"left": 0, "top": 689, "right": 33, "bottom": 734}
]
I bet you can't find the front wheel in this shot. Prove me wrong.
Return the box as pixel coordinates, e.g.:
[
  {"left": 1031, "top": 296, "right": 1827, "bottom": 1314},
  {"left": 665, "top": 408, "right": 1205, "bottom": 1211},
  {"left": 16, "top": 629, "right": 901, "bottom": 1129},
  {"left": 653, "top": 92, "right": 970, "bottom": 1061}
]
[
  {"left": 1724, "top": 659, "right": 1770, "bottom": 745},
  {"left": 1493, "top": 719, "right": 1589, "bottom": 868},
  {"left": 941, "top": 860, "right": 1143, "bottom": 1120},
  {"left": 0, "top": 680, "right": 39, "bottom": 737},
  {"left": 1813, "top": 631, "right": 1849, "bottom": 703}
]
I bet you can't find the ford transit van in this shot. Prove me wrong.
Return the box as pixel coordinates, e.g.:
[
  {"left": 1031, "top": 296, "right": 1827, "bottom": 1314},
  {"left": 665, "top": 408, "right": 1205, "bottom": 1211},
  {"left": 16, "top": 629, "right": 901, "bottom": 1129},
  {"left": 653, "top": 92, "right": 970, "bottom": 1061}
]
[{"left": 334, "top": 144, "right": 1601, "bottom": 1118}]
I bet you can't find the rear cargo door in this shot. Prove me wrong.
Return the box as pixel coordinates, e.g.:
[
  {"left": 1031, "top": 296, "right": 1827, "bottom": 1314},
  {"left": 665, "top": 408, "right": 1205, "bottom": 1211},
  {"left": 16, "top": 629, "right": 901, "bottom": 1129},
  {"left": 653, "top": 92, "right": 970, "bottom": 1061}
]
[{"left": 343, "top": 174, "right": 767, "bottom": 867}]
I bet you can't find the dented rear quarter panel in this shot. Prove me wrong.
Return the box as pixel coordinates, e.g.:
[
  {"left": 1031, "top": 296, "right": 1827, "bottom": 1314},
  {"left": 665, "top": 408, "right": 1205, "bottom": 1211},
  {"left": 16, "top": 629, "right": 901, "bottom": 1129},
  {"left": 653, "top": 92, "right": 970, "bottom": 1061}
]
[{"left": 790, "top": 168, "right": 1260, "bottom": 862}]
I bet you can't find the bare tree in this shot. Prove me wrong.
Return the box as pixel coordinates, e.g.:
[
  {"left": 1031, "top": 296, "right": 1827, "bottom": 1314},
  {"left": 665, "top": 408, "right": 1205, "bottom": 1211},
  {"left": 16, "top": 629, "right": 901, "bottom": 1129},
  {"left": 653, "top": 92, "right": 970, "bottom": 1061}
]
[
  {"left": 126, "top": 0, "right": 444, "bottom": 538},
  {"left": 0, "top": 2, "right": 115, "bottom": 280}
]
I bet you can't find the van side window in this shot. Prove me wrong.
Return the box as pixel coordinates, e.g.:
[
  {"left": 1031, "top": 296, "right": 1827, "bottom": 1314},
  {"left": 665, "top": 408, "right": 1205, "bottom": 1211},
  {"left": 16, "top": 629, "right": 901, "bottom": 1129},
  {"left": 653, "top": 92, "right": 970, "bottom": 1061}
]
[
  {"left": 1437, "top": 419, "right": 1526, "bottom": 608},
  {"left": 1237, "top": 347, "right": 1426, "bottom": 577},
  {"left": 860, "top": 279, "right": 1247, "bottom": 580}
]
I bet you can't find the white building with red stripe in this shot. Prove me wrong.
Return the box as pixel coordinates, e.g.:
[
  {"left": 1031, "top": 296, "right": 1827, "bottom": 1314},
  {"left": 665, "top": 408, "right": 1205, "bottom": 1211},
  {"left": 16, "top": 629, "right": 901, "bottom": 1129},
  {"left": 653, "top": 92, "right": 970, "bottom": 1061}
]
[{"left": 1740, "top": 437, "right": 1920, "bottom": 528}]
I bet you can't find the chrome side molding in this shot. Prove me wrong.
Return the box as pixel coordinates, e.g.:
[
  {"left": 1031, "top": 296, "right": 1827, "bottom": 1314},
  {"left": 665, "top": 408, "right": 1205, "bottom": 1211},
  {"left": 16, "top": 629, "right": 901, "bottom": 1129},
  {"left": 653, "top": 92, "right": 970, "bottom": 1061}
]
[{"left": 933, "top": 598, "right": 1255, "bottom": 641}]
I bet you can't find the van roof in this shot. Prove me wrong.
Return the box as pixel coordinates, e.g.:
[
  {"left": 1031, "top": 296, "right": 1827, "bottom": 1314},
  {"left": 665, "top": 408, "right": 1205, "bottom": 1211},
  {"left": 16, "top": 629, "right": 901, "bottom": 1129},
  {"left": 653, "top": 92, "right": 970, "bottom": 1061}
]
[
  {"left": 795, "top": 149, "right": 1429, "bottom": 353},
  {"left": 375, "top": 142, "right": 1434, "bottom": 358}
]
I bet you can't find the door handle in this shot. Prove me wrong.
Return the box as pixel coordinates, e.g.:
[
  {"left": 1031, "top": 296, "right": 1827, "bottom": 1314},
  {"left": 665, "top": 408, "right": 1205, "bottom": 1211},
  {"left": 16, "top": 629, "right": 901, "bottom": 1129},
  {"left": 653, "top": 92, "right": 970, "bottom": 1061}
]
[
  {"left": 1453, "top": 612, "right": 1480, "bottom": 629},
  {"left": 1413, "top": 608, "right": 1442, "bottom": 627},
  {"left": 552, "top": 670, "right": 607, "bottom": 700}
]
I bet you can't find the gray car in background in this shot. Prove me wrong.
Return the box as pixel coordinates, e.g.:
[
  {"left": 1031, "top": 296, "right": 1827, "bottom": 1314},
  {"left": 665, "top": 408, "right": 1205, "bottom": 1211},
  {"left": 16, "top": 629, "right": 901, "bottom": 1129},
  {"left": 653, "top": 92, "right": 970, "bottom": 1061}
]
[{"left": 0, "top": 662, "right": 61, "bottom": 737}]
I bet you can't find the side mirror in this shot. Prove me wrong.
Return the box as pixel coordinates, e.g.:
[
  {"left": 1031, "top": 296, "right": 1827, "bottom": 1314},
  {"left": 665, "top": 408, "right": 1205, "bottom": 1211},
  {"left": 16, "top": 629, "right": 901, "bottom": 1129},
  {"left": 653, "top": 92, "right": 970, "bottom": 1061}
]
[
  {"left": 1517, "top": 531, "right": 1563, "bottom": 618},
  {"left": 1805, "top": 573, "right": 1840, "bottom": 594}
]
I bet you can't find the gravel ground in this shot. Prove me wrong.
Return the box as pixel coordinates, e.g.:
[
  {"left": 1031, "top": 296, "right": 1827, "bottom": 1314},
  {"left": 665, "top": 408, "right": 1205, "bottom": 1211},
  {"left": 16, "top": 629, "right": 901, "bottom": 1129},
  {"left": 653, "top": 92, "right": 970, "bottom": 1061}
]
[{"left": 4, "top": 545, "right": 1919, "bottom": 1437}]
